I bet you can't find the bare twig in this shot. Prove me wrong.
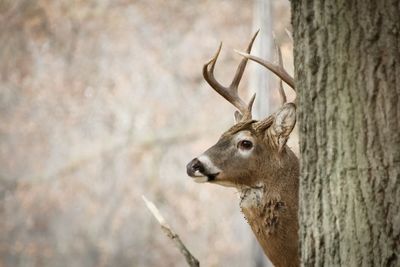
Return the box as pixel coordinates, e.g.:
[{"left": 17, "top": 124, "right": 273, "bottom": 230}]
[{"left": 142, "top": 196, "right": 200, "bottom": 267}]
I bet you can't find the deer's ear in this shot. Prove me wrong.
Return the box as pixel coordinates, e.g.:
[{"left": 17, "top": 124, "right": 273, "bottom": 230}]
[
  {"left": 270, "top": 103, "right": 296, "bottom": 152},
  {"left": 234, "top": 111, "right": 243, "bottom": 123}
]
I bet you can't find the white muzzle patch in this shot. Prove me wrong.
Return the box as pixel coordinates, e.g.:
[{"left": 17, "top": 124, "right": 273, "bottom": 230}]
[{"left": 197, "top": 154, "right": 221, "bottom": 175}]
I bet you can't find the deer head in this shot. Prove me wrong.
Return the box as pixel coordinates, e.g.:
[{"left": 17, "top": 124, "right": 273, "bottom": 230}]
[{"left": 186, "top": 31, "right": 297, "bottom": 189}]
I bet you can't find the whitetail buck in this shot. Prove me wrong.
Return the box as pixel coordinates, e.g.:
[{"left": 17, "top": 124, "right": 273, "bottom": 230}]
[{"left": 186, "top": 31, "right": 298, "bottom": 267}]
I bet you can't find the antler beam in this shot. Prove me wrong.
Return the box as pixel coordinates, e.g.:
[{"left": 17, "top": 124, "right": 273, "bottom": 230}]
[{"left": 203, "top": 31, "right": 259, "bottom": 120}]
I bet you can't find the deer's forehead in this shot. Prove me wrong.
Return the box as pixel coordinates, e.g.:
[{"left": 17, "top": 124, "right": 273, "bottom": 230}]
[
  {"left": 222, "top": 120, "right": 256, "bottom": 136},
  {"left": 219, "top": 129, "right": 256, "bottom": 143},
  {"left": 234, "top": 130, "right": 254, "bottom": 141}
]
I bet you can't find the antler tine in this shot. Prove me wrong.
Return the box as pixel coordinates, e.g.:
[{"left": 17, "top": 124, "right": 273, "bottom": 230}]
[
  {"left": 203, "top": 31, "right": 259, "bottom": 116},
  {"left": 276, "top": 39, "right": 287, "bottom": 105},
  {"left": 230, "top": 30, "right": 259, "bottom": 89},
  {"left": 278, "top": 80, "right": 286, "bottom": 105},
  {"left": 234, "top": 47, "right": 295, "bottom": 90},
  {"left": 203, "top": 44, "right": 247, "bottom": 114}
]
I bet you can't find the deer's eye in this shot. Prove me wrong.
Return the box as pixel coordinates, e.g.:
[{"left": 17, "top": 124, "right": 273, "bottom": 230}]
[{"left": 238, "top": 140, "right": 253, "bottom": 150}]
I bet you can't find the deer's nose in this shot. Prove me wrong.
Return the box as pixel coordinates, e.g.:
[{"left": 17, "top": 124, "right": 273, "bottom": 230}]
[{"left": 186, "top": 158, "right": 205, "bottom": 177}]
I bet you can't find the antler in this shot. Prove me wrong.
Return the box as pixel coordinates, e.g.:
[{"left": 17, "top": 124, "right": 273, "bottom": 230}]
[
  {"left": 275, "top": 41, "right": 287, "bottom": 105},
  {"left": 239, "top": 35, "right": 296, "bottom": 132},
  {"left": 234, "top": 45, "right": 295, "bottom": 90},
  {"left": 203, "top": 31, "right": 259, "bottom": 121}
]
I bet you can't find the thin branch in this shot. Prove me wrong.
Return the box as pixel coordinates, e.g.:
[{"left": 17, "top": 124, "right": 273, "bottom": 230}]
[{"left": 142, "top": 196, "right": 200, "bottom": 267}]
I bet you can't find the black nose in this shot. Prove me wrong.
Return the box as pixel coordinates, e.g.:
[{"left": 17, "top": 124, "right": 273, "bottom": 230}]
[{"left": 186, "top": 158, "right": 204, "bottom": 177}]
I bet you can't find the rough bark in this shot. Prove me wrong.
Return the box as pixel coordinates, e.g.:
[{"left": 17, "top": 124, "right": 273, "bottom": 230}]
[{"left": 291, "top": 0, "right": 400, "bottom": 266}]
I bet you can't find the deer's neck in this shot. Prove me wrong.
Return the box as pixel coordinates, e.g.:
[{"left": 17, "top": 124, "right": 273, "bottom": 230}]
[{"left": 238, "top": 157, "right": 299, "bottom": 267}]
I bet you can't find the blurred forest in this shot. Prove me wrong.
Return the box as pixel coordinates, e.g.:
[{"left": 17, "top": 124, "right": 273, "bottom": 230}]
[{"left": 0, "top": 0, "right": 292, "bottom": 266}]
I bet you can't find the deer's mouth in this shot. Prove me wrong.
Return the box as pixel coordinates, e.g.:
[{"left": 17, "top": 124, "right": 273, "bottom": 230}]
[
  {"left": 206, "top": 173, "right": 218, "bottom": 181},
  {"left": 192, "top": 172, "right": 220, "bottom": 183}
]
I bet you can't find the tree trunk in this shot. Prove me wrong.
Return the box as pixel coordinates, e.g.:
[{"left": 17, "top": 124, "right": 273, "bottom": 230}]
[
  {"left": 291, "top": 0, "right": 400, "bottom": 266},
  {"left": 251, "top": 0, "right": 276, "bottom": 118}
]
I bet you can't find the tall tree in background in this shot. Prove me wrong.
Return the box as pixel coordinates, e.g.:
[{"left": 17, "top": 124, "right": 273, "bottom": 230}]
[
  {"left": 292, "top": 0, "right": 400, "bottom": 265},
  {"left": 251, "top": 1, "right": 274, "bottom": 266}
]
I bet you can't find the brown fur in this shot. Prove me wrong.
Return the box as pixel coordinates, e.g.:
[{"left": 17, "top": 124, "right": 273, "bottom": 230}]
[
  {"left": 200, "top": 120, "right": 299, "bottom": 267},
  {"left": 239, "top": 140, "right": 299, "bottom": 267},
  {"left": 191, "top": 31, "right": 299, "bottom": 266}
]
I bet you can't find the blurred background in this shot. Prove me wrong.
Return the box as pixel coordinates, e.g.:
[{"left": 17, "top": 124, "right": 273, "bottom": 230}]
[{"left": 0, "top": 0, "right": 295, "bottom": 266}]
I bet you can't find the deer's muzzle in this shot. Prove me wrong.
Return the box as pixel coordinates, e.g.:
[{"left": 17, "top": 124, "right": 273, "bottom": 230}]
[{"left": 186, "top": 156, "right": 220, "bottom": 183}]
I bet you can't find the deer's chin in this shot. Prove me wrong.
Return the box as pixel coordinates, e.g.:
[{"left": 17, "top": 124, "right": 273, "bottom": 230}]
[
  {"left": 206, "top": 173, "right": 241, "bottom": 187},
  {"left": 192, "top": 176, "right": 208, "bottom": 183},
  {"left": 209, "top": 179, "right": 238, "bottom": 187}
]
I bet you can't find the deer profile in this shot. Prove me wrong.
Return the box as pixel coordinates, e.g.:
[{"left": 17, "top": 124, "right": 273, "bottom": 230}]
[{"left": 186, "top": 31, "right": 299, "bottom": 267}]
